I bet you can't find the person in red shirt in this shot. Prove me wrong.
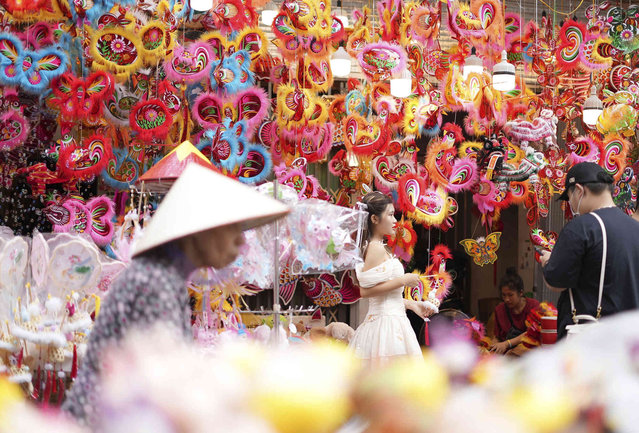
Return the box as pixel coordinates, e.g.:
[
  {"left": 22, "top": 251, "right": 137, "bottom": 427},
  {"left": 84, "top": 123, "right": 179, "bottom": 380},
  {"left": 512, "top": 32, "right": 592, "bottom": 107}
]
[{"left": 489, "top": 267, "right": 540, "bottom": 355}]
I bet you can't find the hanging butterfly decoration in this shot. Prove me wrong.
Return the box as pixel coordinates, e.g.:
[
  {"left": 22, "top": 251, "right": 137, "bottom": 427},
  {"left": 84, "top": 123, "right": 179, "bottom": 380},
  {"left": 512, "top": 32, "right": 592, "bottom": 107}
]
[
  {"left": 299, "top": 272, "right": 361, "bottom": 308},
  {"left": 0, "top": 33, "right": 68, "bottom": 93},
  {"left": 459, "top": 232, "right": 501, "bottom": 266},
  {"left": 43, "top": 196, "right": 116, "bottom": 247},
  {"left": 192, "top": 87, "right": 269, "bottom": 137},
  {"left": 50, "top": 71, "right": 115, "bottom": 121}
]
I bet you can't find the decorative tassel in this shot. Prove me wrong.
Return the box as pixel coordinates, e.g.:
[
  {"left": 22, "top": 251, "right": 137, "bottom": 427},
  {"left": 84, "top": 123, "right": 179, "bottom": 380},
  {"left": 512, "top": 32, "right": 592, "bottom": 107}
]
[
  {"left": 57, "top": 376, "right": 65, "bottom": 406},
  {"left": 71, "top": 344, "right": 78, "bottom": 379},
  {"left": 16, "top": 348, "right": 23, "bottom": 368},
  {"left": 43, "top": 370, "right": 53, "bottom": 404},
  {"left": 32, "top": 366, "right": 41, "bottom": 401},
  {"left": 51, "top": 370, "right": 57, "bottom": 395},
  {"left": 424, "top": 321, "right": 429, "bottom": 346}
]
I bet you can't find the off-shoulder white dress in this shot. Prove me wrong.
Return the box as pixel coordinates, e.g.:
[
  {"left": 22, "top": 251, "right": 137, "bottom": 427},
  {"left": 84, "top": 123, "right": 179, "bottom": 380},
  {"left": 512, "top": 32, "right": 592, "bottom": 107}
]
[{"left": 349, "top": 256, "right": 422, "bottom": 364}]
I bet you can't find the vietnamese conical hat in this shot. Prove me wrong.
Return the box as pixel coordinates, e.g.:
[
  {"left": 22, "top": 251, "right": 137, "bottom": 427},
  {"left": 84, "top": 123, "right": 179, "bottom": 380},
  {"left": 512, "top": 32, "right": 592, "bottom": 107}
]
[{"left": 132, "top": 163, "right": 290, "bottom": 257}]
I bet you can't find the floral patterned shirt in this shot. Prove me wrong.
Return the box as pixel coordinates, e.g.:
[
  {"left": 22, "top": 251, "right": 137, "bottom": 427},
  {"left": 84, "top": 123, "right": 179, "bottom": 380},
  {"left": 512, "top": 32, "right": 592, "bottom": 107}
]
[{"left": 62, "top": 244, "right": 195, "bottom": 426}]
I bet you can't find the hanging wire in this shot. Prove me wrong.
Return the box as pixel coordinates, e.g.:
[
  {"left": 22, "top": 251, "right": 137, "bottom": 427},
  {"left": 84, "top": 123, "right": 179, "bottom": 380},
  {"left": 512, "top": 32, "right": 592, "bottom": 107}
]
[{"left": 537, "top": 0, "right": 585, "bottom": 16}]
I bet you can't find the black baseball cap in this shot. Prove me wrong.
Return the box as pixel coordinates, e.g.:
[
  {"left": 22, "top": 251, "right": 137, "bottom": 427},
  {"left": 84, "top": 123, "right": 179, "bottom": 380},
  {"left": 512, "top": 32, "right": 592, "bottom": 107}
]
[{"left": 558, "top": 162, "right": 614, "bottom": 201}]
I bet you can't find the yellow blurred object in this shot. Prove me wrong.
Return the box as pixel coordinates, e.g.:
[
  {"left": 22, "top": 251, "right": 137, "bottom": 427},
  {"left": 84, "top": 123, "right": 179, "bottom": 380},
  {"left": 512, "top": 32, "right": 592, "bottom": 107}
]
[
  {"left": 368, "top": 354, "right": 449, "bottom": 411},
  {"left": 506, "top": 386, "right": 577, "bottom": 433},
  {"left": 0, "top": 378, "right": 23, "bottom": 421},
  {"left": 251, "top": 342, "right": 357, "bottom": 433},
  {"left": 596, "top": 104, "right": 638, "bottom": 137}
]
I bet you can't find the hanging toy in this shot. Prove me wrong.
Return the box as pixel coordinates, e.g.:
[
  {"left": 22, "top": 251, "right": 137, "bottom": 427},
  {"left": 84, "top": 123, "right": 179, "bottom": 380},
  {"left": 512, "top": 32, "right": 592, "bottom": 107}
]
[
  {"left": 0, "top": 33, "right": 68, "bottom": 93},
  {"left": 404, "top": 245, "right": 452, "bottom": 313},
  {"left": 530, "top": 229, "right": 557, "bottom": 263},
  {"left": 386, "top": 217, "right": 417, "bottom": 262},
  {"left": 459, "top": 232, "right": 501, "bottom": 266}
]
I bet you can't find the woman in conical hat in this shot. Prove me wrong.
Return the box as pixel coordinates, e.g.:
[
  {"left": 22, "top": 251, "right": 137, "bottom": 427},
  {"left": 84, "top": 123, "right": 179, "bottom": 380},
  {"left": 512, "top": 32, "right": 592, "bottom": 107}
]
[{"left": 63, "top": 163, "right": 289, "bottom": 426}]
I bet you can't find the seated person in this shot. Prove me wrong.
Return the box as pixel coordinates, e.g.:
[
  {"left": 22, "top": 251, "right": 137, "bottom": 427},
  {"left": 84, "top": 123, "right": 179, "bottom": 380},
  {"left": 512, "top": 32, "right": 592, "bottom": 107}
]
[{"left": 489, "top": 267, "right": 539, "bottom": 355}]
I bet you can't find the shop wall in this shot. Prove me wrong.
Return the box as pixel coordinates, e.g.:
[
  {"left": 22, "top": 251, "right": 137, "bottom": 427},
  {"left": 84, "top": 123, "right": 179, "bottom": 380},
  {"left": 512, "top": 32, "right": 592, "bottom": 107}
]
[{"left": 468, "top": 205, "right": 519, "bottom": 318}]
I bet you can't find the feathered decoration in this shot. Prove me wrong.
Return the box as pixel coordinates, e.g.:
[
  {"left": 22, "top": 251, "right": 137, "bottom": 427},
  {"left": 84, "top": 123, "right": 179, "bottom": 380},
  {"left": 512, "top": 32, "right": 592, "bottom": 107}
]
[
  {"left": 530, "top": 228, "right": 557, "bottom": 263},
  {"left": 139, "top": 21, "right": 175, "bottom": 63},
  {"left": 357, "top": 42, "right": 407, "bottom": 82},
  {"left": 0, "top": 109, "right": 29, "bottom": 152},
  {"left": 344, "top": 113, "right": 388, "bottom": 156},
  {"left": 556, "top": 19, "right": 588, "bottom": 72},
  {"left": 129, "top": 99, "right": 172, "bottom": 141},
  {"left": 404, "top": 244, "right": 452, "bottom": 311},
  {"left": 0, "top": 32, "right": 68, "bottom": 93},
  {"left": 208, "top": 0, "right": 258, "bottom": 35},
  {"left": 57, "top": 134, "right": 114, "bottom": 181},
  {"left": 210, "top": 50, "right": 255, "bottom": 95},
  {"left": 236, "top": 143, "right": 273, "bottom": 185},
  {"left": 281, "top": 123, "right": 334, "bottom": 163},
  {"left": 50, "top": 71, "right": 114, "bottom": 120},
  {"left": 44, "top": 196, "right": 116, "bottom": 246},
  {"left": 596, "top": 104, "right": 638, "bottom": 137},
  {"left": 600, "top": 134, "right": 629, "bottom": 181},
  {"left": 403, "top": 95, "right": 442, "bottom": 137},
  {"left": 372, "top": 155, "right": 416, "bottom": 192},
  {"left": 197, "top": 125, "right": 240, "bottom": 171},
  {"left": 193, "top": 87, "right": 269, "bottom": 137},
  {"left": 397, "top": 172, "right": 451, "bottom": 226},
  {"left": 386, "top": 217, "right": 417, "bottom": 262},
  {"left": 566, "top": 136, "right": 601, "bottom": 165},
  {"left": 276, "top": 84, "right": 323, "bottom": 128},
  {"left": 88, "top": 27, "right": 144, "bottom": 81},
  {"left": 297, "top": 58, "right": 333, "bottom": 92},
  {"left": 101, "top": 147, "right": 140, "bottom": 190},
  {"left": 164, "top": 41, "right": 213, "bottom": 83}
]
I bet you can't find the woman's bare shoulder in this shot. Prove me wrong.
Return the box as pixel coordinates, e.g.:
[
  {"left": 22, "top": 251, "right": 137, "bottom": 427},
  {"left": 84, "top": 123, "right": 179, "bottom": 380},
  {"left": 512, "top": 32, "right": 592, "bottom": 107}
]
[{"left": 362, "top": 242, "right": 390, "bottom": 271}]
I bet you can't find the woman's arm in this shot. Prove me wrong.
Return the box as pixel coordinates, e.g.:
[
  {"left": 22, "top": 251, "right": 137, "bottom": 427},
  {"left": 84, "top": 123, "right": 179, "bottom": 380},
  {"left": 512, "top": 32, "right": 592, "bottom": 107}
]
[
  {"left": 404, "top": 299, "right": 437, "bottom": 319},
  {"left": 490, "top": 329, "right": 527, "bottom": 354}
]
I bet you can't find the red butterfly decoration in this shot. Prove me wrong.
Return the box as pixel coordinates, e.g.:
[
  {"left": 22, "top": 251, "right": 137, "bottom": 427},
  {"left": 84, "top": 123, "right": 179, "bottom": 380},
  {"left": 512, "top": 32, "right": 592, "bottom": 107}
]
[{"left": 51, "top": 71, "right": 114, "bottom": 120}]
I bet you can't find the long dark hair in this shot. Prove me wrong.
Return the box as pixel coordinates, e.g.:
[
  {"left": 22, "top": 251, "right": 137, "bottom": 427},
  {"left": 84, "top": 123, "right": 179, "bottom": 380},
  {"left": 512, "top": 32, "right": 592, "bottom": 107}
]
[
  {"left": 360, "top": 191, "right": 393, "bottom": 239},
  {"left": 499, "top": 267, "right": 524, "bottom": 295}
]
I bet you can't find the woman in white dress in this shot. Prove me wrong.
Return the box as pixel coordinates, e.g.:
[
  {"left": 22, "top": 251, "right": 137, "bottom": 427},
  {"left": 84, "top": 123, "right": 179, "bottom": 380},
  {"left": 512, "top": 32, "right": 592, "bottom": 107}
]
[{"left": 349, "top": 191, "right": 435, "bottom": 365}]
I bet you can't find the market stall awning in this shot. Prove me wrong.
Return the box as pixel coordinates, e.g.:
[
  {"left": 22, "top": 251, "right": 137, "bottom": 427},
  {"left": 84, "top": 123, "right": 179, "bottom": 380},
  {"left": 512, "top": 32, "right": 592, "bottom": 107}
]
[{"left": 137, "top": 141, "right": 216, "bottom": 193}]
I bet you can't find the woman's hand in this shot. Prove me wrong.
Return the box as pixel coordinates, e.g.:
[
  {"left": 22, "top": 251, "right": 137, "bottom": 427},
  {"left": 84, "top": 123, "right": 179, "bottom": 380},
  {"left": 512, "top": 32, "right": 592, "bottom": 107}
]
[
  {"left": 402, "top": 273, "right": 421, "bottom": 287},
  {"left": 489, "top": 341, "right": 510, "bottom": 355},
  {"left": 407, "top": 300, "right": 437, "bottom": 320}
]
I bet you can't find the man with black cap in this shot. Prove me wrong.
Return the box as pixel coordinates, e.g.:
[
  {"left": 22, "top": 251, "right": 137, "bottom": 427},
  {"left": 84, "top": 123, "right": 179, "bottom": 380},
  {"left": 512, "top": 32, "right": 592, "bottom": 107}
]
[{"left": 540, "top": 162, "right": 639, "bottom": 339}]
